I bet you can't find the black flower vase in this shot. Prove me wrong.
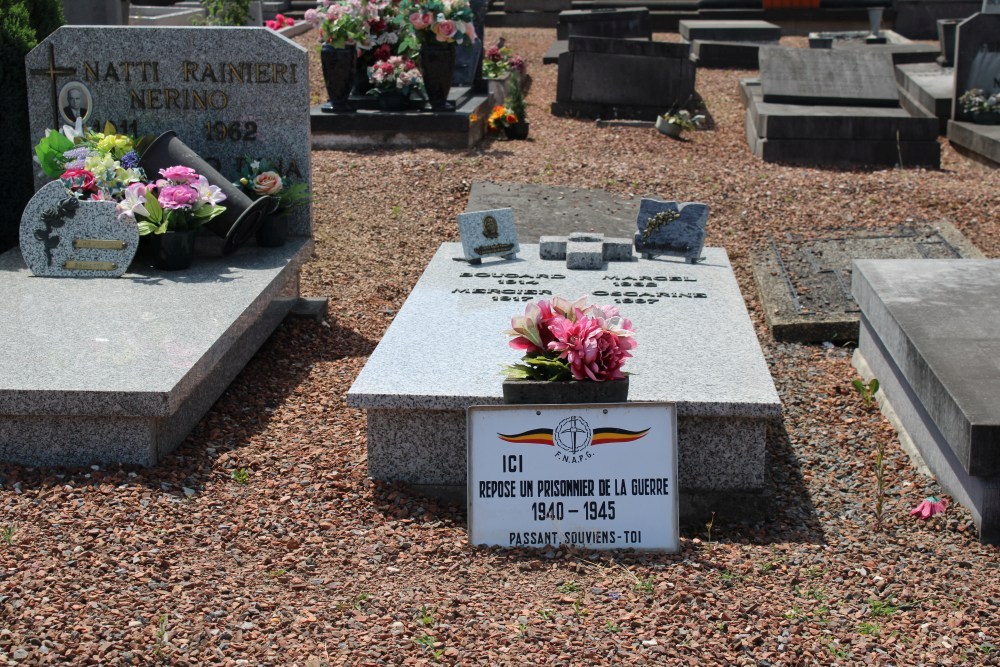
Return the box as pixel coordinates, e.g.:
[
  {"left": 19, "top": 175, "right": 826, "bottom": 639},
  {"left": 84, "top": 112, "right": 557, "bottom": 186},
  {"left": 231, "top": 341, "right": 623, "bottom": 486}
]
[
  {"left": 377, "top": 91, "right": 409, "bottom": 112},
  {"left": 139, "top": 131, "right": 273, "bottom": 256},
  {"left": 320, "top": 44, "right": 357, "bottom": 112},
  {"left": 419, "top": 42, "right": 456, "bottom": 111},
  {"left": 354, "top": 56, "right": 374, "bottom": 96},
  {"left": 150, "top": 230, "right": 196, "bottom": 271},
  {"left": 504, "top": 122, "right": 529, "bottom": 140},
  {"left": 502, "top": 377, "right": 629, "bottom": 404}
]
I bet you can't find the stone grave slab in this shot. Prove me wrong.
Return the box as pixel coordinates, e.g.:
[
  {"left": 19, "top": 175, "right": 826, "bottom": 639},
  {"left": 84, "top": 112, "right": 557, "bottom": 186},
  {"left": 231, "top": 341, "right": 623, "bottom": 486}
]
[
  {"left": 751, "top": 222, "right": 982, "bottom": 343},
  {"left": 759, "top": 46, "right": 900, "bottom": 107},
  {"left": 679, "top": 20, "right": 781, "bottom": 42},
  {"left": 852, "top": 259, "right": 1000, "bottom": 544},
  {"left": 895, "top": 62, "right": 954, "bottom": 133},
  {"left": 63, "top": 0, "right": 129, "bottom": 25},
  {"left": 741, "top": 79, "right": 942, "bottom": 168},
  {"left": 0, "top": 238, "right": 313, "bottom": 467},
  {"left": 690, "top": 40, "right": 766, "bottom": 69},
  {"left": 555, "top": 7, "right": 652, "bottom": 40},
  {"left": 893, "top": 0, "right": 981, "bottom": 39},
  {"left": 552, "top": 37, "right": 696, "bottom": 121},
  {"left": 831, "top": 40, "right": 941, "bottom": 66},
  {"left": 947, "top": 120, "right": 1000, "bottom": 165},
  {"left": 465, "top": 181, "right": 642, "bottom": 241},
  {"left": 25, "top": 26, "right": 311, "bottom": 238},
  {"left": 346, "top": 243, "right": 782, "bottom": 518}
]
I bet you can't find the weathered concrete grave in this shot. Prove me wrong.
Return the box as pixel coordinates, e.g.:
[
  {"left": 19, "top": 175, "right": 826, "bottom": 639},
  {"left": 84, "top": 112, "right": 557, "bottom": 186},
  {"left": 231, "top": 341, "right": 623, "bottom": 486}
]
[
  {"left": 347, "top": 243, "right": 782, "bottom": 520},
  {"left": 544, "top": 7, "right": 652, "bottom": 64},
  {"left": 852, "top": 260, "right": 1000, "bottom": 544},
  {"left": 895, "top": 62, "right": 955, "bottom": 134},
  {"left": 750, "top": 222, "right": 982, "bottom": 343},
  {"left": 743, "top": 47, "right": 941, "bottom": 167},
  {"left": 680, "top": 20, "right": 780, "bottom": 69},
  {"left": 946, "top": 12, "right": 1000, "bottom": 166}
]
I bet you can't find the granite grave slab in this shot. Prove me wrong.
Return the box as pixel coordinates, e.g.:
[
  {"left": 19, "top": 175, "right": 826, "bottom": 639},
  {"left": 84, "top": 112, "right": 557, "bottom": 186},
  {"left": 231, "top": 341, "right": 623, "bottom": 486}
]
[
  {"left": 552, "top": 37, "right": 696, "bottom": 121},
  {"left": 895, "top": 62, "right": 954, "bottom": 133},
  {"left": 893, "top": 0, "right": 981, "bottom": 39},
  {"left": 25, "top": 26, "right": 311, "bottom": 238},
  {"left": 538, "top": 232, "right": 634, "bottom": 268},
  {"left": 634, "top": 199, "right": 708, "bottom": 264},
  {"left": 759, "top": 47, "right": 900, "bottom": 107},
  {"left": 852, "top": 259, "right": 1000, "bottom": 543},
  {"left": 679, "top": 19, "right": 781, "bottom": 42},
  {"left": 750, "top": 222, "right": 982, "bottom": 343},
  {"left": 945, "top": 12, "right": 1000, "bottom": 166},
  {"left": 0, "top": 238, "right": 313, "bottom": 467},
  {"left": 555, "top": 7, "right": 652, "bottom": 40},
  {"left": 346, "top": 243, "right": 782, "bottom": 518}
]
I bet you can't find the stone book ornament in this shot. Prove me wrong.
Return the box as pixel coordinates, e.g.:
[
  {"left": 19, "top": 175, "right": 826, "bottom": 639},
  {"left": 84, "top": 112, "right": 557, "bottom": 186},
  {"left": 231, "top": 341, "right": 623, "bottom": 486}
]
[
  {"left": 19, "top": 181, "right": 139, "bottom": 277},
  {"left": 457, "top": 207, "right": 519, "bottom": 264},
  {"left": 633, "top": 199, "right": 708, "bottom": 264}
]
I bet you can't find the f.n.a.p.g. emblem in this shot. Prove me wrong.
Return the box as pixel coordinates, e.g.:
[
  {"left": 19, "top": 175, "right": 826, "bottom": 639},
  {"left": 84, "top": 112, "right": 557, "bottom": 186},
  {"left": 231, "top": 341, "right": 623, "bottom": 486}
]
[{"left": 499, "top": 416, "right": 649, "bottom": 463}]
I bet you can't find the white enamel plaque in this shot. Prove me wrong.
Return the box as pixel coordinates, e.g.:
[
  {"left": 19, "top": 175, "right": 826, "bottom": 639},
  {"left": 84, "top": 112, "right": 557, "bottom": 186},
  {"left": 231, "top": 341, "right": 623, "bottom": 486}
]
[{"left": 467, "top": 403, "right": 678, "bottom": 552}]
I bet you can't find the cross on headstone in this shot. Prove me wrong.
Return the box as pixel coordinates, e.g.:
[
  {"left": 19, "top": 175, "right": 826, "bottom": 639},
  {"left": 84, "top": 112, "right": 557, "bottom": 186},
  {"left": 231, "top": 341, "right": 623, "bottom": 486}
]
[
  {"left": 539, "top": 232, "right": 635, "bottom": 270},
  {"left": 29, "top": 43, "right": 77, "bottom": 130}
]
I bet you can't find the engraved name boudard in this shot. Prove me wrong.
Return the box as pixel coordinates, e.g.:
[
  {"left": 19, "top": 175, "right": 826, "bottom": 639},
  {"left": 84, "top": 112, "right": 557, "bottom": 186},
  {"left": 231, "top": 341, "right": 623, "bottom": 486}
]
[{"left": 453, "top": 271, "right": 707, "bottom": 303}]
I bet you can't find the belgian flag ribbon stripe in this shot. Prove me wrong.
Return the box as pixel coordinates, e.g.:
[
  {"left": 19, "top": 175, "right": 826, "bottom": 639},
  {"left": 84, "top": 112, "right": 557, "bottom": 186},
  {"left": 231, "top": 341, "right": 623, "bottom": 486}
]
[
  {"left": 498, "top": 429, "right": 554, "bottom": 446},
  {"left": 591, "top": 427, "right": 650, "bottom": 445}
]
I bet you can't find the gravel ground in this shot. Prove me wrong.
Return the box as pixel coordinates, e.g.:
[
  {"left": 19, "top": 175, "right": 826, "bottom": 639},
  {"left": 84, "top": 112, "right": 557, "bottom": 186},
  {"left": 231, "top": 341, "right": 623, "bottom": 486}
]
[{"left": 2, "top": 27, "right": 1000, "bottom": 666}]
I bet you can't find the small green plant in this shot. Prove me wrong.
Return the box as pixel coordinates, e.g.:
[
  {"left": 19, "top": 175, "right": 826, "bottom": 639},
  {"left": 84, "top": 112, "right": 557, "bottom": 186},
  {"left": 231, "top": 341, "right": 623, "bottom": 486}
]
[
  {"left": 573, "top": 600, "right": 588, "bottom": 617},
  {"left": 537, "top": 608, "right": 553, "bottom": 620},
  {"left": 720, "top": 570, "right": 746, "bottom": 585},
  {"left": 828, "top": 641, "right": 851, "bottom": 660},
  {"left": 517, "top": 622, "right": 528, "bottom": 637},
  {"left": 784, "top": 604, "right": 806, "bottom": 621},
  {"left": 154, "top": 614, "right": 169, "bottom": 656},
  {"left": 979, "top": 643, "right": 997, "bottom": 655},
  {"left": 558, "top": 581, "right": 581, "bottom": 594},
  {"left": 1, "top": 526, "right": 14, "bottom": 545},
  {"left": 197, "top": 0, "right": 251, "bottom": 26},
  {"left": 266, "top": 568, "right": 286, "bottom": 578},
  {"left": 431, "top": 648, "right": 445, "bottom": 662},
  {"left": 803, "top": 565, "right": 826, "bottom": 579},
  {"left": 605, "top": 620, "right": 621, "bottom": 634},
  {"left": 390, "top": 204, "right": 401, "bottom": 218},
  {"left": 416, "top": 605, "right": 435, "bottom": 627},
  {"left": 634, "top": 577, "right": 655, "bottom": 595},
  {"left": 704, "top": 512, "right": 716, "bottom": 545},
  {"left": 352, "top": 593, "right": 371, "bottom": 610},
  {"left": 414, "top": 634, "right": 435, "bottom": 649},
  {"left": 858, "top": 622, "right": 881, "bottom": 636},
  {"left": 869, "top": 598, "right": 900, "bottom": 617},
  {"left": 506, "top": 74, "right": 527, "bottom": 123},
  {"left": 231, "top": 467, "right": 250, "bottom": 485},
  {"left": 852, "top": 378, "right": 879, "bottom": 408}
]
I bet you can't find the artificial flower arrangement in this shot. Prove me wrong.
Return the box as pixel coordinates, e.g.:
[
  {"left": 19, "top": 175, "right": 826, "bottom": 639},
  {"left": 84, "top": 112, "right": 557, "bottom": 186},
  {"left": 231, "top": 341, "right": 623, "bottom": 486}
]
[
  {"left": 235, "top": 159, "right": 311, "bottom": 215},
  {"left": 265, "top": 13, "right": 296, "bottom": 30},
  {"left": 958, "top": 88, "right": 1000, "bottom": 120},
  {"left": 658, "top": 108, "right": 705, "bottom": 133},
  {"left": 487, "top": 104, "right": 519, "bottom": 132},
  {"left": 34, "top": 121, "right": 146, "bottom": 202},
  {"left": 504, "top": 297, "right": 636, "bottom": 382},
  {"left": 367, "top": 54, "right": 425, "bottom": 96},
  {"left": 400, "top": 0, "right": 478, "bottom": 48},
  {"left": 117, "top": 166, "right": 227, "bottom": 236},
  {"left": 488, "top": 74, "right": 527, "bottom": 138},
  {"left": 482, "top": 38, "right": 526, "bottom": 79},
  {"left": 304, "top": 0, "right": 370, "bottom": 48}
]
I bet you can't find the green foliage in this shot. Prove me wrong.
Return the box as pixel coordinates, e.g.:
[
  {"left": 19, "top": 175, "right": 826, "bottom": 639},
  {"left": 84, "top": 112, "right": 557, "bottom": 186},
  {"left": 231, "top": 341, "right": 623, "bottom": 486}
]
[
  {"left": 0, "top": 0, "right": 64, "bottom": 252},
  {"left": 852, "top": 378, "right": 880, "bottom": 408},
  {"left": 504, "top": 354, "right": 573, "bottom": 381},
  {"left": 1, "top": 525, "right": 13, "bottom": 545},
  {"left": 869, "top": 598, "right": 900, "bottom": 617},
  {"left": 198, "top": 0, "right": 251, "bottom": 26},
  {"left": 506, "top": 75, "right": 526, "bottom": 123},
  {"left": 557, "top": 581, "right": 581, "bottom": 594},
  {"left": 34, "top": 129, "right": 74, "bottom": 178},
  {"left": 231, "top": 467, "right": 250, "bottom": 484}
]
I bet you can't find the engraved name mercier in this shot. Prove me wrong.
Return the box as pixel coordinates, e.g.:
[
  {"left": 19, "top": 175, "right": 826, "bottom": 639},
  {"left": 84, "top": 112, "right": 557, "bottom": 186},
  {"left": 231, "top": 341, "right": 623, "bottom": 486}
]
[{"left": 26, "top": 26, "right": 311, "bottom": 207}]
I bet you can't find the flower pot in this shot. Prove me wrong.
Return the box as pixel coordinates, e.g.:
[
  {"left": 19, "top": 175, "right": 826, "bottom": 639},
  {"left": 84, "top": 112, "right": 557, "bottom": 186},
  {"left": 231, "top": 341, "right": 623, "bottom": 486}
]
[
  {"left": 354, "top": 56, "right": 374, "bottom": 96},
  {"left": 148, "top": 230, "right": 196, "bottom": 271},
  {"left": 655, "top": 116, "right": 683, "bottom": 138},
  {"left": 502, "top": 377, "right": 629, "bottom": 405},
  {"left": 320, "top": 44, "right": 356, "bottom": 112},
  {"left": 504, "top": 121, "right": 529, "bottom": 140},
  {"left": 419, "top": 42, "right": 457, "bottom": 111},
  {"left": 139, "top": 131, "right": 273, "bottom": 256},
  {"left": 255, "top": 215, "right": 288, "bottom": 247},
  {"left": 970, "top": 110, "right": 1000, "bottom": 125},
  {"left": 376, "top": 90, "right": 409, "bottom": 112}
]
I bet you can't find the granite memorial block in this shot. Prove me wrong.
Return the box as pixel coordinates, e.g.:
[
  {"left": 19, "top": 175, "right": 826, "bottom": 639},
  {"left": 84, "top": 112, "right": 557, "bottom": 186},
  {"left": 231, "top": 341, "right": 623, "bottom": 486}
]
[
  {"left": 25, "top": 26, "right": 311, "bottom": 238},
  {"left": 347, "top": 243, "right": 782, "bottom": 519},
  {"left": 555, "top": 8, "right": 652, "bottom": 41},
  {"left": 19, "top": 181, "right": 140, "bottom": 278},
  {"left": 453, "top": 0, "right": 487, "bottom": 89},
  {"left": 895, "top": 62, "right": 955, "bottom": 133},
  {"left": 539, "top": 232, "right": 634, "bottom": 269},
  {"left": 552, "top": 37, "right": 696, "bottom": 121},
  {"left": 458, "top": 208, "right": 519, "bottom": 262},
  {"left": 679, "top": 20, "right": 780, "bottom": 43},
  {"left": 951, "top": 13, "right": 1000, "bottom": 120},
  {"left": 633, "top": 200, "right": 707, "bottom": 264},
  {"left": 62, "top": 0, "right": 130, "bottom": 25},
  {"left": 759, "top": 47, "right": 900, "bottom": 107},
  {"left": 852, "top": 259, "right": 1000, "bottom": 543}
]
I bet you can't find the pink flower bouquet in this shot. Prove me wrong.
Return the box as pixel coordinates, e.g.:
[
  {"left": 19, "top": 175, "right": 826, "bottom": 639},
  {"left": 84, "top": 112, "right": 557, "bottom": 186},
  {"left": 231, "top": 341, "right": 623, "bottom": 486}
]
[
  {"left": 117, "top": 165, "right": 227, "bottom": 236},
  {"left": 504, "top": 297, "right": 636, "bottom": 382}
]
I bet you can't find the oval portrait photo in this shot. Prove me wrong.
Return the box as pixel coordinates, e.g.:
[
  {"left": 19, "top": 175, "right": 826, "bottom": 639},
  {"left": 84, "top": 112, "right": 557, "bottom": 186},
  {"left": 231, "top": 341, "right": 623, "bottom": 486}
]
[{"left": 58, "top": 81, "right": 93, "bottom": 125}]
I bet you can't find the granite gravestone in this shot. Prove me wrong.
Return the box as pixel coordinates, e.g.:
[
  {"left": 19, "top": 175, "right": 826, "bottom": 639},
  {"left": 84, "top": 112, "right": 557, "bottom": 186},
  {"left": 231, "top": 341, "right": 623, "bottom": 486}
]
[
  {"left": 457, "top": 208, "right": 519, "bottom": 262},
  {"left": 633, "top": 200, "right": 708, "bottom": 264},
  {"left": 984, "top": 0, "right": 1000, "bottom": 13},
  {"left": 19, "top": 181, "right": 139, "bottom": 277},
  {"left": 25, "top": 26, "right": 311, "bottom": 238},
  {"left": 952, "top": 13, "right": 1000, "bottom": 120},
  {"left": 556, "top": 8, "right": 652, "bottom": 40},
  {"left": 453, "top": 0, "right": 487, "bottom": 88},
  {"left": 759, "top": 47, "right": 900, "bottom": 107}
]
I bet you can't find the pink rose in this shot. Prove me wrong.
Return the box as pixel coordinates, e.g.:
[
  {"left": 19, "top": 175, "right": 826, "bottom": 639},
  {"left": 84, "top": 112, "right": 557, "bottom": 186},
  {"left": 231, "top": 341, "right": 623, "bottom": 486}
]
[
  {"left": 432, "top": 19, "right": 457, "bottom": 42},
  {"left": 158, "top": 165, "right": 198, "bottom": 184},
  {"left": 409, "top": 11, "right": 433, "bottom": 29},
  {"left": 304, "top": 8, "right": 319, "bottom": 23},
  {"left": 60, "top": 168, "right": 97, "bottom": 194},
  {"left": 158, "top": 184, "right": 200, "bottom": 210},
  {"left": 253, "top": 171, "right": 284, "bottom": 196}
]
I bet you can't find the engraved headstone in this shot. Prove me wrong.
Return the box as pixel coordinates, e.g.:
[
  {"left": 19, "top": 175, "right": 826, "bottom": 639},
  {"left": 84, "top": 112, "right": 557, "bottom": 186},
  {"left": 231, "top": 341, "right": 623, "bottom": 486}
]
[
  {"left": 19, "top": 181, "right": 139, "bottom": 278},
  {"left": 25, "top": 26, "right": 312, "bottom": 237},
  {"left": 759, "top": 47, "right": 900, "bottom": 107},
  {"left": 633, "top": 200, "right": 708, "bottom": 264},
  {"left": 984, "top": 0, "right": 1000, "bottom": 14},
  {"left": 952, "top": 13, "right": 1000, "bottom": 119},
  {"left": 457, "top": 207, "right": 519, "bottom": 263}
]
